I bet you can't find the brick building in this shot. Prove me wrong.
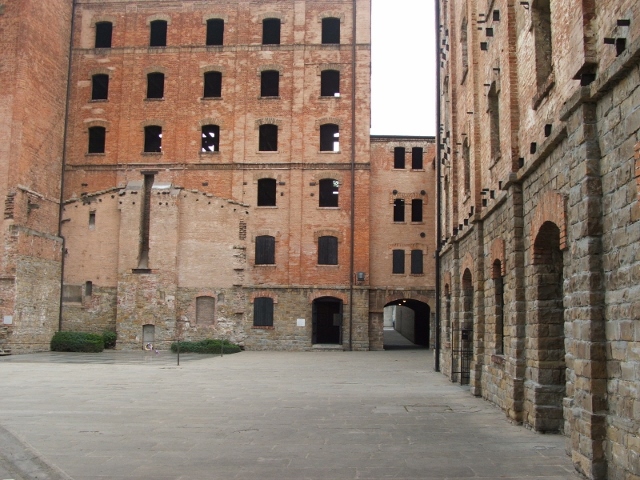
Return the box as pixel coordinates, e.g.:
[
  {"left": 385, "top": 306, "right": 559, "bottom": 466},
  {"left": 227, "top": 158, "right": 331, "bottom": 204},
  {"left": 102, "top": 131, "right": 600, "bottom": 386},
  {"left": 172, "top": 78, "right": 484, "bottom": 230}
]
[
  {"left": 436, "top": 1, "right": 640, "bottom": 478},
  {"left": 0, "top": 0, "right": 436, "bottom": 353}
]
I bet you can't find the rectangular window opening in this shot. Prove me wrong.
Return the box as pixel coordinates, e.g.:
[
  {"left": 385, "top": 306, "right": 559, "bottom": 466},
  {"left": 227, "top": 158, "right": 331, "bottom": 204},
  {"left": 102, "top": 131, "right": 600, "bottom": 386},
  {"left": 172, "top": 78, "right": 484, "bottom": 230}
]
[
  {"left": 150, "top": 20, "right": 167, "bottom": 47},
  {"left": 144, "top": 126, "right": 162, "bottom": 153},
  {"left": 411, "top": 147, "right": 423, "bottom": 169},
  {"left": 411, "top": 250, "right": 423, "bottom": 274},
  {"left": 262, "top": 18, "right": 281, "bottom": 45},
  {"left": 257, "top": 178, "right": 277, "bottom": 206},
  {"left": 138, "top": 173, "right": 154, "bottom": 269},
  {"left": 253, "top": 297, "right": 274, "bottom": 326},
  {"left": 91, "top": 74, "right": 109, "bottom": 100},
  {"left": 255, "top": 236, "right": 276, "bottom": 265},
  {"left": 260, "top": 70, "right": 280, "bottom": 97},
  {"left": 393, "top": 199, "right": 405, "bottom": 222},
  {"left": 394, "top": 147, "right": 405, "bottom": 169},
  {"left": 88, "top": 127, "right": 106, "bottom": 154},
  {"left": 259, "top": 124, "right": 278, "bottom": 151},
  {"left": 201, "top": 125, "right": 220, "bottom": 152},
  {"left": 89, "top": 212, "right": 96, "bottom": 230},
  {"left": 146, "top": 73, "right": 164, "bottom": 99},
  {"left": 320, "top": 70, "right": 340, "bottom": 97},
  {"left": 203, "top": 71, "right": 222, "bottom": 98},
  {"left": 392, "top": 249, "right": 405, "bottom": 274},
  {"left": 95, "top": 22, "right": 112, "bottom": 48},
  {"left": 321, "top": 18, "right": 340, "bottom": 44},
  {"left": 411, "top": 199, "right": 423, "bottom": 222},
  {"left": 318, "top": 236, "right": 338, "bottom": 265},
  {"left": 206, "top": 18, "right": 224, "bottom": 46}
]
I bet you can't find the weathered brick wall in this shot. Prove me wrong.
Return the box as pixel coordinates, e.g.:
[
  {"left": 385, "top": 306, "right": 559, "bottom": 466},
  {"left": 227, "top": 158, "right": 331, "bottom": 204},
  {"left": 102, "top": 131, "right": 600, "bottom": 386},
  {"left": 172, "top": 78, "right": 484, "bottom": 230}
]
[{"left": 438, "top": 1, "right": 640, "bottom": 478}]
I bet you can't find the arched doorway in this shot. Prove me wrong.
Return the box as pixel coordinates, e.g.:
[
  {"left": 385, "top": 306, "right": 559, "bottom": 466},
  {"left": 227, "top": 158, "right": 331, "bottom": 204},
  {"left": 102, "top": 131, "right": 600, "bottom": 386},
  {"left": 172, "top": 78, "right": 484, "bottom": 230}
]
[
  {"left": 312, "top": 297, "right": 342, "bottom": 345},
  {"left": 383, "top": 299, "right": 430, "bottom": 349},
  {"left": 453, "top": 269, "right": 473, "bottom": 385},
  {"left": 526, "top": 221, "right": 566, "bottom": 432}
]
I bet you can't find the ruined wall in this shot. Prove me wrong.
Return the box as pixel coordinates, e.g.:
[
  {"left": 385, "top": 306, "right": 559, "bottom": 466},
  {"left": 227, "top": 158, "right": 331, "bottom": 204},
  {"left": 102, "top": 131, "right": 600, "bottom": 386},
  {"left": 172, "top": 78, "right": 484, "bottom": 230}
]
[
  {"left": 438, "top": 0, "right": 640, "bottom": 478},
  {"left": 0, "top": 0, "right": 71, "bottom": 352}
]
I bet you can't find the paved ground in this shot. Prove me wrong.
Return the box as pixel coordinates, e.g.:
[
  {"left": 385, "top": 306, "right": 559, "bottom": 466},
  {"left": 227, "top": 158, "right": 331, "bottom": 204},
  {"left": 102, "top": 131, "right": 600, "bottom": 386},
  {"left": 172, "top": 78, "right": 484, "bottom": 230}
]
[{"left": 0, "top": 342, "right": 580, "bottom": 480}]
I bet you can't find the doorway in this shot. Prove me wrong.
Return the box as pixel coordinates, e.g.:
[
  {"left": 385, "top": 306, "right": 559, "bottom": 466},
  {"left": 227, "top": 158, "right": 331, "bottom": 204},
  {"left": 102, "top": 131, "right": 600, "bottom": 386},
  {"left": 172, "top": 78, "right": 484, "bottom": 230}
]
[
  {"left": 383, "top": 299, "right": 430, "bottom": 349},
  {"left": 312, "top": 297, "right": 342, "bottom": 344},
  {"left": 142, "top": 324, "right": 155, "bottom": 350}
]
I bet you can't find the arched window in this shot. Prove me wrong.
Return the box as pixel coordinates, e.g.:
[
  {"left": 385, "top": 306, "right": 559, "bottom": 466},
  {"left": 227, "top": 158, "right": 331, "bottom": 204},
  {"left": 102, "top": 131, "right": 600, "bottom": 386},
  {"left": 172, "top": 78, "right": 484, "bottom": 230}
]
[
  {"left": 262, "top": 18, "right": 281, "bottom": 45},
  {"left": 260, "top": 70, "right": 279, "bottom": 97},
  {"left": 149, "top": 20, "right": 167, "bottom": 47},
  {"left": 201, "top": 125, "right": 220, "bottom": 152},
  {"left": 196, "top": 296, "right": 215, "bottom": 325},
  {"left": 144, "top": 126, "right": 162, "bottom": 152},
  {"left": 319, "top": 179, "right": 339, "bottom": 207},
  {"left": 320, "top": 124, "right": 339, "bottom": 152},
  {"left": 321, "top": 17, "right": 340, "bottom": 44},
  {"left": 203, "top": 71, "right": 222, "bottom": 98},
  {"left": 255, "top": 236, "right": 275, "bottom": 265},
  {"left": 91, "top": 74, "right": 109, "bottom": 100},
  {"left": 259, "top": 124, "right": 278, "bottom": 151},
  {"left": 320, "top": 70, "right": 340, "bottom": 97},
  {"left": 206, "top": 18, "right": 224, "bottom": 46},
  {"left": 253, "top": 297, "right": 274, "bottom": 326},
  {"left": 257, "top": 178, "right": 276, "bottom": 206},
  {"left": 95, "top": 22, "right": 112, "bottom": 48},
  {"left": 88, "top": 127, "right": 106, "bottom": 154},
  {"left": 146, "top": 72, "right": 164, "bottom": 99},
  {"left": 318, "top": 236, "right": 338, "bottom": 265}
]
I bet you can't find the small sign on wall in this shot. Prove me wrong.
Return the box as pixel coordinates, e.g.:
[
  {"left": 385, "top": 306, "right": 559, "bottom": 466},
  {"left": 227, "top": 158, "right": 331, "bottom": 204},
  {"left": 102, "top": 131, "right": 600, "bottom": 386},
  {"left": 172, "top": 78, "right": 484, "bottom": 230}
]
[
  {"left": 3, "top": 316, "right": 13, "bottom": 325},
  {"left": 297, "top": 318, "right": 305, "bottom": 327}
]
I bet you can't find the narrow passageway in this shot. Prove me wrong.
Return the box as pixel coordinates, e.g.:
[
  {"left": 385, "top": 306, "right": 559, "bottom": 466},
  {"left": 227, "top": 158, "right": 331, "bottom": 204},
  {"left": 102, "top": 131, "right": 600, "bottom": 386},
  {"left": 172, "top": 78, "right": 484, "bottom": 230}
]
[{"left": 0, "top": 351, "right": 579, "bottom": 480}]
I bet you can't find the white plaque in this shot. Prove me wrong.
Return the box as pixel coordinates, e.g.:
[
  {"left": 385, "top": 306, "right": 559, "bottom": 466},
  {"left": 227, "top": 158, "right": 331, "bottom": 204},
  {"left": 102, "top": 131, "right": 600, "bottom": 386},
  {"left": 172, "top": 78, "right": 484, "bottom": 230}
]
[
  {"left": 3, "top": 315, "right": 13, "bottom": 325},
  {"left": 296, "top": 318, "right": 305, "bottom": 327}
]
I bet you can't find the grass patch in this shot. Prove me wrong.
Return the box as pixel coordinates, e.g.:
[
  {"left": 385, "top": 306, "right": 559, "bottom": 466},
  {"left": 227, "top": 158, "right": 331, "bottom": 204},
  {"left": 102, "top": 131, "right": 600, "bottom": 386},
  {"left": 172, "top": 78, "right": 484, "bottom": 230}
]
[{"left": 170, "top": 339, "right": 241, "bottom": 355}]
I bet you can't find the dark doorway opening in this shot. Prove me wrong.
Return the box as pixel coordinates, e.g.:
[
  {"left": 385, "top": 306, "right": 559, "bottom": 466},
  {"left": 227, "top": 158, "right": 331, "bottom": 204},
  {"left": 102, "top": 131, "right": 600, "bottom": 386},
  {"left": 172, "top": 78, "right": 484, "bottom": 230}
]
[
  {"left": 312, "top": 297, "right": 342, "bottom": 344},
  {"left": 383, "top": 299, "right": 430, "bottom": 349}
]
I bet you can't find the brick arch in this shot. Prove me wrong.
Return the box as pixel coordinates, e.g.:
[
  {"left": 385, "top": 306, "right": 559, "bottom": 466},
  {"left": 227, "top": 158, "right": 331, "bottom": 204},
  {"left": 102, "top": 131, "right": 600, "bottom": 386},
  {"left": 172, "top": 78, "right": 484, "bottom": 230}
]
[
  {"left": 318, "top": 11, "right": 345, "bottom": 22},
  {"left": 489, "top": 238, "right": 506, "bottom": 278},
  {"left": 141, "top": 119, "right": 164, "bottom": 128},
  {"left": 252, "top": 229, "right": 281, "bottom": 241},
  {"left": 314, "top": 229, "right": 342, "bottom": 242},
  {"left": 460, "top": 252, "right": 474, "bottom": 282},
  {"left": 144, "top": 66, "right": 167, "bottom": 75},
  {"left": 254, "top": 117, "right": 282, "bottom": 128},
  {"left": 200, "top": 65, "right": 226, "bottom": 74},
  {"left": 317, "top": 64, "right": 344, "bottom": 75},
  {"left": 308, "top": 291, "right": 348, "bottom": 304},
  {"left": 257, "top": 64, "right": 284, "bottom": 75},
  {"left": 202, "top": 14, "right": 229, "bottom": 24},
  {"left": 315, "top": 117, "right": 343, "bottom": 128},
  {"left": 199, "top": 117, "right": 224, "bottom": 128},
  {"left": 251, "top": 291, "right": 278, "bottom": 303},
  {"left": 384, "top": 293, "right": 431, "bottom": 307},
  {"left": 91, "top": 16, "right": 117, "bottom": 27},
  {"left": 257, "top": 12, "right": 286, "bottom": 23},
  {"left": 84, "top": 119, "right": 109, "bottom": 129},
  {"left": 146, "top": 14, "right": 171, "bottom": 26},
  {"left": 530, "top": 190, "right": 567, "bottom": 258},
  {"left": 88, "top": 68, "right": 112, "bottom": 78},
  {"left": 311, "top": 172, "right": 344, "bottom": 183}
]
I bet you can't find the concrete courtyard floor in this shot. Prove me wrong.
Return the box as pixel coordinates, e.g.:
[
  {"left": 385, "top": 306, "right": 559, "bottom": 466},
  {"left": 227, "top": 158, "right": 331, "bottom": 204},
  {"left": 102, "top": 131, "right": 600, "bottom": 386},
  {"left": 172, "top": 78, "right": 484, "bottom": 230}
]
[{"left": 0, "top": 347, "right": 581, "bottom": 480}]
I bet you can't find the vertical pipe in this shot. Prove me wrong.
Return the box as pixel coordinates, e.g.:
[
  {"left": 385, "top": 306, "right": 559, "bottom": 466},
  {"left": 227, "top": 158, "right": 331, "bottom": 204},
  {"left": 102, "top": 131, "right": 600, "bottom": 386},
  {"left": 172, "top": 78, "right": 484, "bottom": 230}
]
[
  {"left": 348, "top": 0, "right": 359, "bottom": 351},
  {"left": 434, "top": 0, "right": 442, "bottom": 372},
  {"left": 58, "top": 0, "right": 78, "bottom": 332}
]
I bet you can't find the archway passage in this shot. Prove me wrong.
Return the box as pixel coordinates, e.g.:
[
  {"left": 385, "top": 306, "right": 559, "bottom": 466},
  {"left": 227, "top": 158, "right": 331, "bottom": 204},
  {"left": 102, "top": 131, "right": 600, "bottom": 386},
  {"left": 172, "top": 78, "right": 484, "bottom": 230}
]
[
  {"left": 312, "top": 297, "right": 342, "bottom": 344},
  {"left": 383, "top": 299, "right": 430, "bottom": 349}
]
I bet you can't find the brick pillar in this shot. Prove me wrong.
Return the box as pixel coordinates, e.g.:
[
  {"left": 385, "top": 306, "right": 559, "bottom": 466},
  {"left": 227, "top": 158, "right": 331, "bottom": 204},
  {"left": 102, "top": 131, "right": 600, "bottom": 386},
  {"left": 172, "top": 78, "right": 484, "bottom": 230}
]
[{"left": 564, "top": 101, "right": 607, "bottom": 479}]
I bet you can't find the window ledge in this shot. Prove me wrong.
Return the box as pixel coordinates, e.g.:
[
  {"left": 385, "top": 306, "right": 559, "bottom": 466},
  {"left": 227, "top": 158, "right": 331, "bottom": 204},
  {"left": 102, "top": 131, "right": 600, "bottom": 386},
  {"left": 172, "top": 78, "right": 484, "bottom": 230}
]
[
  {"left": 409, "top": 273, "right": 425, "bottom": 277},
  {"left": 259, "top": 96, "right": 280, "bottom": 100},
  {"left": 391, "top": 273, "right": 406, "bottom": 276},
  {"left": 254, "top": 264, "right": 276, "bottom": 268},
  {"left": 256, "top": 205, "right": 278, "bottom": 209},
  {"left": 409, "top": 221, "right": 425, "bottom": 225},
  {"left": 252, "top": 325, "right": 275, "bottom": 330},
  {"left": 393, "top": 221, "right": 407, "bottom": 225},
  {"left": 90, "top": 99, "right": 108, "bottom": 103},
  {"left": 256, "top": 150, "right": 279, "bottom": 154},
  {"left": 201, "top": 97, "right": 222, "bottom": 101},
  {"left": 317, "top": 264, "right": 339, "bottom": 268},
  {"left": 145, "top": 98, "right": 165, "bottom": 102},
  {"left": 319, "top": 150, "right": 341, "bottom": 154},
  {"left": 318, "top": 206, "right": 339, "bottom": 210},
  {"left": 141, "top": 152, "right": 163, "bottom": 156},
  {"left": 393, "top": 167, "right": 406, "bottom": 170},
  {"left": 199, "top": 151, "right": 220, "bottom": 155},
  {"left": 319, "top": 95, "right": 341, "bottom": 99},
  {"left": 148, "top": 46, "right": 167, "bottom": 49},
  {"left": 86, "top": 152, "right": 106, "bottom": 156},
  {"left": 411, "top": 168, "right": 425, "bottom": 172}
]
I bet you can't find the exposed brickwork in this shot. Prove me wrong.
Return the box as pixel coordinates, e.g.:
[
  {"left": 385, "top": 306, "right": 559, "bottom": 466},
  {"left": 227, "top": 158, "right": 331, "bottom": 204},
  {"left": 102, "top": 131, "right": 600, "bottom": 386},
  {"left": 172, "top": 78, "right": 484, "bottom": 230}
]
[{"left": 438, "top": 1, "right": 640, "bottom": 478}]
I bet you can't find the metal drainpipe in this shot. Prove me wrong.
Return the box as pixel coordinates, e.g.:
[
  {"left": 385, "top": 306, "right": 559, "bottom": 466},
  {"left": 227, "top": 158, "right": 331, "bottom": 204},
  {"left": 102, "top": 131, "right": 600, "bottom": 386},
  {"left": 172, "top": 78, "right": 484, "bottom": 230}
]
[
  {"left": 434, "top": 0, "right": 442, "bottom": 372},
  {"left": 348, "top": 0, "right": 359, "bottom": 351},
  {"left": 58, "top": 0, "right": 78, "bottom": 332}
]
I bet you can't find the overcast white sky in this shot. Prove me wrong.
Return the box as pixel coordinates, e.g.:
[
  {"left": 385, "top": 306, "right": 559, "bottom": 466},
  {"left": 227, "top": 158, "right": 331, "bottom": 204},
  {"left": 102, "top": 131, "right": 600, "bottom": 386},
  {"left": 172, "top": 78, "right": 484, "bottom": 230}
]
[{"left": 370, "top": 0, "right": 436, "bottom": 137}]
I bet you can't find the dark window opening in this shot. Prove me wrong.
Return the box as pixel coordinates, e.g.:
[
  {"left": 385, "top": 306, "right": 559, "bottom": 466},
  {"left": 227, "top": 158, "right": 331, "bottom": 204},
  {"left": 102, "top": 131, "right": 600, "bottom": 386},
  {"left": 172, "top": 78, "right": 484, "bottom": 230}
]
[
  {"left": 85, "top": 281, "right": 93, "bottom": 297},
  {"left": 138, "top": 173, "right": 154, "bottom": 269},
  {"left": 95, "top": 22, "right": 112, "bottom": 48},
  {"left": 412, "top": 147, "right": 423, "bottom": 169},
  {"left": 196, "top": 296, "right": 215, "bottom": 325},
  {"left": 489, "top": 84, "right": 501, "bottom": 159},
  {"left": 411, "top": 250, "right": 423, "bottom": 274},
  {"left": 320, "top": 70, "right": 340, "bottom": 97},
  {"left": 394, "top": 147, "right": 405, "bottom": 169},
  {"left": 463, "top": 139, "right": 471, "bottom": 193},
  {"left": 88, "top": 126, "right": 106, "bottom": 154},
  {"left": 91, "top": 74, "right": 109, "bottom": 100},
  {"left": 411, "top": 199, "right": 423, "bottom": 222},
  {"left": 321, "top": 17, "right": 340, "bottom": 44},
  {"left": 493, "top": 261, "right": 504, "bottom": 355},
  {"left": 144, "top": 126, "right": 162, "bottom": 153},
  {"left": 149, "top": 20, "right": 167, "bottom": 47},
  {"left": 203, "top": 71, "right": 222, "bottom": 98},
  {"left": 392, "top": 249, "right": 405, "bottom": 274},
  {"left": 255, "top": 235, "right": 275, "bottom": 265},
  {"left": 262, "top": 18, "right": 281, "bottom": 45},
  {"left": 532, "top": 0, "right": 552, "bottom": 88},
  {"left": 253, "top": 297, "right": 274, "bottom": 326},
  {"left": 318, "top": 236, "right": 338, "bottom": 265},
  {"left": 201, "top": 125, "right": 220, "bottom": 152},
  {"left": 259, "top": 124, "right": 278, "bottom": 151},
  {"left": 261, "top": 70, "right": 279, "bottom": 97},
  {"left": 393, "top": 199, "right": 405, "bottom": 222},
  {"left": 257, "top": 178, "right": 277, "bottom": 206},
  {"left": 146, "top": 72, "right": 164, "bottom": 99},
  {"left": 320, "top": 124, "right": 339, "bottom": 152},
  {"left": 206, "top": 18, "right": 224, "bottom": 46},
  {"left": 319, "top": 179, "right": 339, "bottom": 207},
  {"left": 89, "top": 212, "right": 96, "bottom": 229}
]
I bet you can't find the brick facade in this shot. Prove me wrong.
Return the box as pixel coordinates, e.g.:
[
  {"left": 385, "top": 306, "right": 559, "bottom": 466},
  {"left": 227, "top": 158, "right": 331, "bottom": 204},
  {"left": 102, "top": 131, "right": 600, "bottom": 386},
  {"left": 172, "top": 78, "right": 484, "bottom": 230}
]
[{"left": 437, "top": 1, "right": 640, "bottom": 478}]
